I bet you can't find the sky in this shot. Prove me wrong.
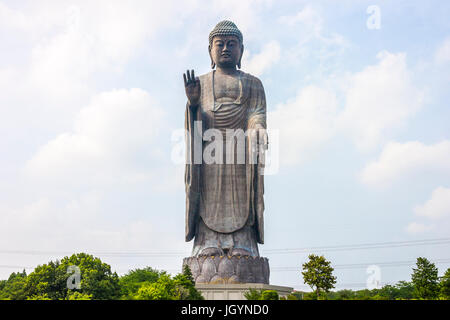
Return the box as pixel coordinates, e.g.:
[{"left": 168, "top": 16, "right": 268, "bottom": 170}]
[{"left": 0, "top": 0, "right": 449, "bottom": 291}]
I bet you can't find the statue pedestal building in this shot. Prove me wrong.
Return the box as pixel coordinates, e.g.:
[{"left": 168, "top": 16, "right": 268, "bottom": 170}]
[{"left": 195, "top": 283, "right": 294, "bottom": 300}]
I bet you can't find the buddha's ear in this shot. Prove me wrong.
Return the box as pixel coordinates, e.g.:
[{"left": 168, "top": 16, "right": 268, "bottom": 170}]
[
  {"left": 237, "top": 44, "right": 244, "bottom": 69},
  {"left": 208, "top": 45, "right": 216, "bottom": 69}
]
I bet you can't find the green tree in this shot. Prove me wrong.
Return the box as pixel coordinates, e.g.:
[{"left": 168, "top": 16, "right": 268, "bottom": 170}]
[
  {"left": 286, "top": 293, "right": 300, "bottom": 300},
  {"left": 439, "top": 268, "right": 450, "bottom": 299},
  {"left": 173, "top": 265, "right": 204, "bottom": 300},
  {"left": 289, "top": 291, "right": 305, "bottom": 300},
  {"left": 24, "top": 261, "right": 67, "bottom": 300},
  {"left": 244, "top": 289, "right": 280, "bottom": 300},
  {"left": 66, "top": 291, "right": 93, "bottom": 300},
  {"left": 181, "top": 264, "right": 194, "bottom": 283},
  {"left": 134, "top": 274, "right": 178, "bottom": 300},
  {"left": 244, "top": 288, "right": 263, "bottom": 300},
  {"left": 60, "top": 253, "right": 120, "bottom": 299},
  {"left": 23, "top": 253, "right": 120, "bottom": 300},
  {"left": 395, "top": 281, "right": 414, "bottom": 300},
  {"left": 261, "top": 290, "right": 279, "bottom": 300},
  {"left": 334, "top": 289, "right": 355, "bottom": 300},
  {"left": 354, "top": 289, "right": 374, "bottom": 300},
  {"left": 376, "top": 284, "right": 398, "bottom": 300},
  {"left": 26, "top": 293, "right": 52, "bottom": 300},
  {"left": 0, "top": 270, "right": 28, "bottom": 300},
  {"left": 129, "top": 267, "right": 204, "bottom": 300},
  {"left": 119, "top": 267, "right": 163, "bottom": 298},
  {"left": 301, "top": 254, "right": 336, "bottom": 299},
  {"left": 411, "top": 257, "right": 439, "bottom": 299}
]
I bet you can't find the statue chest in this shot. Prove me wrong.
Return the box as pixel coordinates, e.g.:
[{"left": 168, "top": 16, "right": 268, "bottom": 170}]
[
  {"left": 199, "top": 71, "right": 248, "bottom": 130},
  {"left": 213, "top": 73, "right": 241, "bottom": 102}
]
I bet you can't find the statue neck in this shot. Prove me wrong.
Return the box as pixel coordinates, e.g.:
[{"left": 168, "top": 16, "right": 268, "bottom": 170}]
[{"left": 215, "top": 66, "right": 239, "bottom": 76}]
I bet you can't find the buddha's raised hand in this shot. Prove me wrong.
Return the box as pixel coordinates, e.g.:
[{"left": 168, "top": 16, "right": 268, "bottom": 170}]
[{"left": 183, "top": 69, "right": 200, "bottom": 107}]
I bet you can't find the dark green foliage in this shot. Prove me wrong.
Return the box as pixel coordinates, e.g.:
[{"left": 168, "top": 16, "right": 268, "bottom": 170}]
[
  {"left": 0, "top": 270, "right": 28, "bottom": 300},
  {"left": 28, "top": 253, "right": 120, "bottom": 300},
  {"left": 0, "top": 253, "right": 120, "bottom": 300},
  {"left": 439, "top": 268, "right": 450, "bottom": 299},
  {"left": 354, "top": 289, "right": 373, "bottom": 300},
  {"left": 244, "top": 288, "right": 263, "bottom": 300},
  {"left": 120, "top": 265, "right": 203, "bottom": 300},
  {"left": 0, "top": 256, "right": 203, "bottom": 300},
  {"left": 133, "top": 273, "right": 179, "bottom": 300},
  {"left": 301, "top": 254, "right": 336, "bottom": 299},
  {"left": 182, "top": 264, "right": 194, "bottom": 283},
  {"left": 131, "top": 271, "right": 204, "bottom": 300},
  {"left": 325, "top": 289, "right": 355, "bottom": 300},
  {"left": 119, "top": 267, "right": 164, "bottom": 298},
  {"left": 289, "top": 291, "right": 305, "bottom": 300},
  {"left": 393, "top": 281, "right": 415, "bottom": 300},
  {"left": 244, "top": 289, "right": 279, "bottom": 300},
  {"left": 321, "top": 280, "right": 421, "bottom": 300},
  {"left": 261, "top": 290, "right": 279, "bottom": 300},
  {"left": 2, "top": 253, "right": 446, "bottom": 300},
  {"left": 24, "top": 261, "right": 68, "bottom": 300},
  {"left": 286, "top": 293, "right": 300, "bottom": 300},
  {"left": 411, "top": 257, "right": 440, "bottom": 299},
  {"left": 173, "top": 265, "right": 204, "bottom": 300},
  {"left": 376, "top": 284, "right": 399, "bottom": 300},
  {"left": 61, "top": 253, "right": 121, "bottom": 299}
]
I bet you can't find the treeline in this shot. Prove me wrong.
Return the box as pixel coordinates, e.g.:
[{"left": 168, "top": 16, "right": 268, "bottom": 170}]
[
  {"left": 0, "top": 253, "right": 203, "bottom": 300},
  {"left": 288, "top": 255, "right": 450, "bottom": 300},
  {"left": 1, "top": 253, "right": 449, "bottom": 300}
]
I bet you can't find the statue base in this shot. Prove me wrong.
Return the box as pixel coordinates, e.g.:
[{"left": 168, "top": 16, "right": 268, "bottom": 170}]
[
  {"left": 195, "top": 283, "right": 293, "bottom": 300},
  {"left": 182, "top": 256, "right": 270, "bottom": 284}
]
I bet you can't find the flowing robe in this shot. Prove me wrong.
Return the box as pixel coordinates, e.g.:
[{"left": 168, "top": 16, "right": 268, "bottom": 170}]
[{"left": 184, "top": 70, "right": 266, "bottom": 256}]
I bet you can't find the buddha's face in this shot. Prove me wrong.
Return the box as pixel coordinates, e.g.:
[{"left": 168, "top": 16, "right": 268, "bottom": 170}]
[{"left": 209, "top": 35, "right": 243, "bottom": 69}]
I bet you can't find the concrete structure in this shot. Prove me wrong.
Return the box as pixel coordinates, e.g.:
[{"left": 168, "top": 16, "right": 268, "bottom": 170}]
[{"left": 196, "top": 283, "right": 294, "bottom": 300}]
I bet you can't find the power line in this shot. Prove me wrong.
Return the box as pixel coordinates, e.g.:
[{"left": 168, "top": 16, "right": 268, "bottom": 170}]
[
  {"left": 294, "top": 282, "right": 396, "bottom": 290},
  {"left": 261, "top": 238, "right": 450, "bottom": 254},
  {"left": 2, "top": 257, "right": 450, "bottom": 274},
  {"left": 271, "top": 258, "right": 450, "bottom": 272},
  {"left": 0, "top": 265, "right": 33, "bottom": 269},
  {"left": 1, "top": 237, "right": 449, "bottom": 257}
]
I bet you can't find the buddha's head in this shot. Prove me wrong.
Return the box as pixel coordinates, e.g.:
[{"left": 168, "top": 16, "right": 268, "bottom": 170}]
[{"left": 208, "top": 20, "right": 244, "bottom": 69}]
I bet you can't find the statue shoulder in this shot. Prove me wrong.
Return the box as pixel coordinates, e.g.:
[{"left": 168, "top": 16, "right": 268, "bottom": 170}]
[
  {"left": 240, "top": 71, "right": 265, "bottom": 90},
  {"left": 240, "top": 71, "right": 263, "bottom": 84},
  {"left": 198, "top": 71, "right": 213, "bottom": 82}
]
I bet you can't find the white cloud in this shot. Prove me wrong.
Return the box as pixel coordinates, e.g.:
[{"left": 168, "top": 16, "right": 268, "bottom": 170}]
[
  {"left": 360, "top": 140, "right": 450, "bottom": 187},
  {"left": 269, "top": 50, "right": 424, "bottom": 166},
  {"left": 279, "top": 5, "right": 323, "bottom": 34},
  {"left": 435, "top": 37, "right": 450, "bottom": 64},
  {"left": 414, "top": 186, "right": 450, "bottom": 219},
  {"left": 0, "top": 2, "right": 29, "bottom": 30},
  {"left": 280, "top": 5, "right": 348, "bottom": 67},
  {"left": 26, "top": 1, "right": 178, "bottom": 99},
  {"left": 406, "top": 187, "right": 450, "bottom": 235},
  {"left": 0, "top": 193, "right": 101, "bottom": 250},
  {"left": 0, "top": 1, "right": 183, "bottom": 103},
  {"left": 0, "top": 193, "right": 188, "bottom": 273},
  {"left": 209, "top": 0, "right": 272, "bottom": 41},
  {"left": 338, "top": 51, "right": 424, "bottom": 150},
  {"left": 269, "top": 85, "right": 338, "bottom": 165},
  {"left": 405, "top": 222, "right": 433, "bottom": 234},
  {"left": 242, "top": 41, "right": 281, "bottom": 76},
  {"left": 0, "top": 1, "right": 64, "bottom": 36},
  {"left": 23, "top": 88, "right": 165, "bottom": 187}
]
